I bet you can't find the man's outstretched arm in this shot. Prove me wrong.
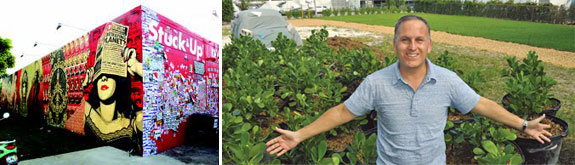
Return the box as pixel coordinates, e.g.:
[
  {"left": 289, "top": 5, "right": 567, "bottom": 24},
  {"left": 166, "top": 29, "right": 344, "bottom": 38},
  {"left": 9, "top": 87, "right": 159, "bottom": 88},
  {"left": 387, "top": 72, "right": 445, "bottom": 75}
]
[
  {"left": 265, "top": 103, "right": 358, "bottom": 156},
  {"left": 471, "top": 97, "right": 552, "bottom": 144}
]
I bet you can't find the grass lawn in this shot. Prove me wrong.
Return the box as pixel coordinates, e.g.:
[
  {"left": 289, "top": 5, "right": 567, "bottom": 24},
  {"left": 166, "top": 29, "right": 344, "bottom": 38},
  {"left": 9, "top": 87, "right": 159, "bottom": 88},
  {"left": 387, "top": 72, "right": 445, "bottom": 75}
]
[{"left": 319, "top": 13, "right": 575, "bottom": 52}]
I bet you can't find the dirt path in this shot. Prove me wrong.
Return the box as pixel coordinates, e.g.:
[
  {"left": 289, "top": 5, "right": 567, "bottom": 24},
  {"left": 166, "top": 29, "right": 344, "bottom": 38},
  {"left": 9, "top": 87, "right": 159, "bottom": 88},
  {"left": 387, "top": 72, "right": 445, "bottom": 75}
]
[{"left": 288, "top": 19, "right": 575, "bottom": 68}]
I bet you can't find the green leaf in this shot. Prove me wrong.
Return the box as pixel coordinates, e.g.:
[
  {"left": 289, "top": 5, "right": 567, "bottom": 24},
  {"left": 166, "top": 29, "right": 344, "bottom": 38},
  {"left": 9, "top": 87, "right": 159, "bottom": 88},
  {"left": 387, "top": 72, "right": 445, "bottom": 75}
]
[
  {"left": 473, "top": 147, "right": 485, "bottom": 155},
  {"left": 503, "top": 144, "right": 514, "bottom": 154},
  {"left": 249, "top": 143, "right": 266, "bottom": 163},
  {"left": 240, "top": 132, "right": 249, "bottom": 146},
  {"left": 340, "top": 86, "right": 348, "bottom": 93},
  {"left": 318, "top": 140, "right": 327, "bottom": 160},
  {"left": 246, "top": 96, "right": 252, "bottom": 104},
  {"left": 281, "top": 92, "right": 290, "bottom": 99},
  {"left": 509, "top": 154, "right": 522, "bottom": 165},
  {"left": 445, "top": 134, "right": 452, "bottom": 142},
  {"left": 240, "top": 123, "right": 252, "bottom": 132},
  {"left": 253, "top": 125, "right": 260, "bottom": 134},
  {"left": 319, "top": 92, "right": 327, "bottom": 98},
  {"left": 271, "top": 159, "right": 281, "bottom": 164},
  {"left": 481, "top": 140, "right": 498, "bottom": 155},
  {"left": 455, "top": 135, "right": 464, "bottom": 144},
  {"left": 304, "top": 88, "right": 315, "bottom": 94},
  {"left": 232, "top": 109, "right": 241, "bottom": 116},
  {"left": 223, "top": 103, "right": 233, "bottom": 111}
]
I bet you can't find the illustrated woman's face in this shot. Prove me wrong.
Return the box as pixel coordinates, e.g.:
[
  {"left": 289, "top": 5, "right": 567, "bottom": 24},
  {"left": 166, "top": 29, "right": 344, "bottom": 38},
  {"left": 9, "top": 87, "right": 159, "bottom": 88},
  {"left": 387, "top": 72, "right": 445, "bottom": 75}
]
[{"left": 97, "top": 75, "right": 116, "bottom": 101}]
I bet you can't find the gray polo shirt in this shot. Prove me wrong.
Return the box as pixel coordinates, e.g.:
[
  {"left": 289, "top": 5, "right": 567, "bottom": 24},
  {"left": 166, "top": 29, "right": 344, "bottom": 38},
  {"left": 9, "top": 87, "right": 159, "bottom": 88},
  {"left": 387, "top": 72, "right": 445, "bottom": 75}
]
[{"left": 344, "top": 59, "right": 480, "bottom": 164}]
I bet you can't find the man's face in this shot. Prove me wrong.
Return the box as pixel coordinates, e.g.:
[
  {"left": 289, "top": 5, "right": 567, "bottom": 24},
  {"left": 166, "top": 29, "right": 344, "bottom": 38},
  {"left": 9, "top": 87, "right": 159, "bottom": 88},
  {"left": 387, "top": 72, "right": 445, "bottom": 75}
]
[{"left": 393, "top": 19, "right": 432, "bottom": 70}]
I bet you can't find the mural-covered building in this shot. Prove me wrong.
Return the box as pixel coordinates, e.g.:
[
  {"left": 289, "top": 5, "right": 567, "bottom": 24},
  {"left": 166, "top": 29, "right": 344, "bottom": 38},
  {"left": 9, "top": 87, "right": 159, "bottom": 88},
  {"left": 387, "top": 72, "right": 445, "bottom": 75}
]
[{"left": 0, "top": 6, "right": 219, "bottom": 156}]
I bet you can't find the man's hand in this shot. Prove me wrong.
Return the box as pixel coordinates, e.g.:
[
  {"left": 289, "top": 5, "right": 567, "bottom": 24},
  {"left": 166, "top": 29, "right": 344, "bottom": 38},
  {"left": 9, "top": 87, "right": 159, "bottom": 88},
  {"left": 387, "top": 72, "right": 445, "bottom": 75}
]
[
  {"left": 524, "top": 114, "right": 553, "bottom": 144},
  {"left": 265, "top": 127, "right": 302, "bottom": 157}
]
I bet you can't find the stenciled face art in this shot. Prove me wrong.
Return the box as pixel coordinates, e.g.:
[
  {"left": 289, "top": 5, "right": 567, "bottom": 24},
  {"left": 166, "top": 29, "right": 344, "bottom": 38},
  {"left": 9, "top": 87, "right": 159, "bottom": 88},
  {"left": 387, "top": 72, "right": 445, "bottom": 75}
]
[{"left": 97, "top": 75, "right": 116, "bottom": 101}]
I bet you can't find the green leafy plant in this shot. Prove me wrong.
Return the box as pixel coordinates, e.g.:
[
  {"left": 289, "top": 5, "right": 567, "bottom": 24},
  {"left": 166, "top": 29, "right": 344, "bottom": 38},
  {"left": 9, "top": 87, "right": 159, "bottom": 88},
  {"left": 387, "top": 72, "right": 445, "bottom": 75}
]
[
  {"left": 446, "top": 116, "right": 522, "bottom": 164},
  {"left": 346, "top": 131, "right": 377, "bottom": 164},
  {"left": 223, "top": 27, "right": 384, "bottom": 163},
  {"left": 228, "top": 132, "right": 267, "bottom": 164},
  {"left": 502, "top": 51, "right": 557, "bottom": 118},
  {"left": 434, "top": 50, "right": 463, "bottom": 75},
  {"left": 323, "top": 8, "right": 332, "bottom": 17}
]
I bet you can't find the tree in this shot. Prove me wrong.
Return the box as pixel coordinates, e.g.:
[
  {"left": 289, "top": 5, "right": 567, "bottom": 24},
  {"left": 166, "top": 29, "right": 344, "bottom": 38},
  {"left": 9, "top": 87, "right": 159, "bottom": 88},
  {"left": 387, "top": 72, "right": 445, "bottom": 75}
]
[
  {"left": 0, "top": 36, "right": 15, "bottom": 76},
  {"left": 237, "top": 0, "right": 251, "bottom": 11},
  {"left": 223, "top": 0, "right": 234, "bottom": 22}
]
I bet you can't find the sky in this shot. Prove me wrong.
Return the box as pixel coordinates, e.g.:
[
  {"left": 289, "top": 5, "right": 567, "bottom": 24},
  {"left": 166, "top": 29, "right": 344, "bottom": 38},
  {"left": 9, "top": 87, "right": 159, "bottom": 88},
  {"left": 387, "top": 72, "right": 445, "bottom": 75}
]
[{"left": 0, "top": 0, "right": 222, "bottom": 75}]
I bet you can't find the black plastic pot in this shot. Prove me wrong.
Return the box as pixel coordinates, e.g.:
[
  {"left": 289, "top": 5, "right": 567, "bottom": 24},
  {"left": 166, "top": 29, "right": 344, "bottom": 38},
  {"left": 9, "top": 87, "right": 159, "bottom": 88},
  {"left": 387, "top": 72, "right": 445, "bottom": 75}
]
[
  {"left": 514, "top": 115, "right": 569, "bottom": 164},
  {"left": 502, "top": 94, "right": 562, "bottom": 116},
  {"left": 510, "top": 141, "right": 526, "bottom": 165},
  {"left": 445, "top": 108, "right": 475, "bottom": 133}
]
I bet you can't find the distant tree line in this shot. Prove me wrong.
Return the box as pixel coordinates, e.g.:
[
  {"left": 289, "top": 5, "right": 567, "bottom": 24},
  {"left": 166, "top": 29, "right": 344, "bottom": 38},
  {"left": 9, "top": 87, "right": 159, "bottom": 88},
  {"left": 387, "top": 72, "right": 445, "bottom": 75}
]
[{"left": 414, "top": 0, "right": 575, "bottom": 24}]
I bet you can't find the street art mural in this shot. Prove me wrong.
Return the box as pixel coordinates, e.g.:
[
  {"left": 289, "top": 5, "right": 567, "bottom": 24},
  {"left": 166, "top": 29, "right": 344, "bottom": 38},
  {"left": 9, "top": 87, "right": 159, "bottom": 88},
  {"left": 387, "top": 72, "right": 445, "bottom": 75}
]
[
  {"left": 140, "top": 7, "right": 219, "bottom": 156},
  {"left": 0, "top": 6, "right": 219, "bottom": 156}
]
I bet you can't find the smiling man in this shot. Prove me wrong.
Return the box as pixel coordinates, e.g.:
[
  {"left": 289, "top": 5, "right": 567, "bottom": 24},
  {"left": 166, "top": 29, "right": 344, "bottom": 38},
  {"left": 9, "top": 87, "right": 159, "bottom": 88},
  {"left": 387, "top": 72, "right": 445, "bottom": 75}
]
[{"left": 265, "top": 15, "right": 553, "bottom": 164}]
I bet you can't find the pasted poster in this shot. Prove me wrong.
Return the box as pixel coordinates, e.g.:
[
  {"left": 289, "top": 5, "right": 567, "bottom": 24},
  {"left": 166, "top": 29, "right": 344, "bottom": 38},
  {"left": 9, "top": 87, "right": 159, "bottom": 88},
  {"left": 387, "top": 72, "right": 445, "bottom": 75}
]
[
  {"left": 82, "top": 19, "right": 143, "bottom": 152},
  {"left": 48, "top": 48, "right": 68, "bottom": 128}
]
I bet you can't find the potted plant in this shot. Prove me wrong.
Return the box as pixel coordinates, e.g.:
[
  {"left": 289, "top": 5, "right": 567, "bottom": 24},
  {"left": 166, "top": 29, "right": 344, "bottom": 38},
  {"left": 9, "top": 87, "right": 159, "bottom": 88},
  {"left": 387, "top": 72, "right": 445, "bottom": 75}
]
[
  {"left": 501, "top": 51, "right": 569, "bottom": 164},
  {"left": 445, "top": 116, "right": 524, "bottom": 164},
  {"left": 501, "top": 51, "right": 562, "bottom": 116}
]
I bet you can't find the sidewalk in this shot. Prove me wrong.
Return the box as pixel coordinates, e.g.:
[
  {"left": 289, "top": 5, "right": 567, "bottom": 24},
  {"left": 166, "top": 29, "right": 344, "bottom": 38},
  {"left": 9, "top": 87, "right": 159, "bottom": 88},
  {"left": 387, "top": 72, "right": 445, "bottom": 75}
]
[{"left": 20, "top": 146, "right": 185, "bottom": 165}]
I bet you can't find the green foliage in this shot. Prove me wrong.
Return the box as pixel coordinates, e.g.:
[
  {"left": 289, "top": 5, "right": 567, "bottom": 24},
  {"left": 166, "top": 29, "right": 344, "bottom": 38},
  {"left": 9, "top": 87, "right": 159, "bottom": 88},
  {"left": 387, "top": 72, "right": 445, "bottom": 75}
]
[
  {"left": 323, "top": 8, "right": 332, "bottom": 17},
  {"left": 446, "top": 116, "right": 522, "bottom": 164},
  {"left": 222, "top": 0, "right": 234, "bottom": 22},
  {"left": 0, "top": 36, "right": 15, "bottom": 76},
  {"left": 435, "top": 50, "right": 462, "bottom": 74},
  {"left": 223, "top": 28, "right": 384, "bottom": 163},
  {"left": 503, "top": 51, "right": 557, "bottom": 118},
  {"left": 237, "top": 0, "right": 250, "bottom": 10},
  {"left": 414, "top": 0, "right": 574, "bottom": 25},
  {"left": 346, "top": 131, "right": 377, "bottom": 164},
  {"left": 285, "top": 10, "right": 293, "bottom": 19},
  {"left": 319, "top": 13, "right": 575, "bottom": 52},
  {"left": 227, "top": 132, "right": 267, "bottom": 164},
  {"left": 333, "top": 8, "right": 339, "bottom": 16}
]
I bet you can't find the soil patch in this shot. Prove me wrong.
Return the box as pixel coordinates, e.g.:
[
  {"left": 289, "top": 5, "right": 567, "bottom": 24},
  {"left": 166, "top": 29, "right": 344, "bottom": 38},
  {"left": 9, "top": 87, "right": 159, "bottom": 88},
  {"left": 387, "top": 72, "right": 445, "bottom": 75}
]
[
  {"left": 326, "top": 131, "right": 355, "bottom": 152},
  {"left": 447, "top": 110, "right": 473, "bottom": 121},
  {"left": 326, "top": 36, "right": 387, "bottom": 61},
  {"left": 446, "top": 141, "right": 475, "bottom": 164},
  {"left": 515, "top": 117, "right": 564, "bottom": 139}
]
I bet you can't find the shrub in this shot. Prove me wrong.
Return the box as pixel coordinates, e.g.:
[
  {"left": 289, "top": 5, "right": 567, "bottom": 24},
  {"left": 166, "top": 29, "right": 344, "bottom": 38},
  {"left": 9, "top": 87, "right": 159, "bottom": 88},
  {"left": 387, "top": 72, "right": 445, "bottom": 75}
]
[
  {"left": 223, "top": 28, "right": 385, "bottom": 163},
  {"left": 502, "top": 51, "right": 557, "bottom": 118},
  {"left": 223, "top": 0, "right": 234, "bottom": 22}
]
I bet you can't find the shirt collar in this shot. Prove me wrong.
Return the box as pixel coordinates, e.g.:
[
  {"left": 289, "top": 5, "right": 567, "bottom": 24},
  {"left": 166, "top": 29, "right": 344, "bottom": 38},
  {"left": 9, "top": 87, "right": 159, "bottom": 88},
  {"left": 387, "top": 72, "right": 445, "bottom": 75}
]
[{"left": 392, "top": 58, "right": 437, "bottom": 85}]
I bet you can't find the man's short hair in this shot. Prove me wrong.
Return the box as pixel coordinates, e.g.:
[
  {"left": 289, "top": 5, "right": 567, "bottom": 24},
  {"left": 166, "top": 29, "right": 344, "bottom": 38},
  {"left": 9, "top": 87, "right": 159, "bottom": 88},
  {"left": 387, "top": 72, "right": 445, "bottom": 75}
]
[{"left": 393, "top": 15, "right": 431, "bottom": 42}]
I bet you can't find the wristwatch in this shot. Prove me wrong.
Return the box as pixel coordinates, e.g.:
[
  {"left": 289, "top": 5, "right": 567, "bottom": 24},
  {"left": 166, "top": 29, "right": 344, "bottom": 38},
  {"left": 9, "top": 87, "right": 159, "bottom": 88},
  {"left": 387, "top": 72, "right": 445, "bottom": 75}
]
[{"left": 522, "top": 120, "right": 528, "bottom": 132}]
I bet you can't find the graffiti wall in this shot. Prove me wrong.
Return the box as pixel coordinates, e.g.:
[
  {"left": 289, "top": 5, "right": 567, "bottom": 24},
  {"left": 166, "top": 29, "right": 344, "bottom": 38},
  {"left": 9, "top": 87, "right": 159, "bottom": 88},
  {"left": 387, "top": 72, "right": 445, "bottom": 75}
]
[
  {"left": 0, "top": 6, "right": 219, "bottom": 156},
  {"left": 140, "top": 6, "right": 219, "bottom": 156}
]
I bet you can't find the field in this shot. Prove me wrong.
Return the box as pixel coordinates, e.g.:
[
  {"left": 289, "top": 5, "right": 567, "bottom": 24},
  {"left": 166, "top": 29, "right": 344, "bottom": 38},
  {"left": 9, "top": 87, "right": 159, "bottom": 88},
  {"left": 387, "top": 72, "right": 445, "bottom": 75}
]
[{"left": 320, "top": 13, "right": 575, "bottom": 52}]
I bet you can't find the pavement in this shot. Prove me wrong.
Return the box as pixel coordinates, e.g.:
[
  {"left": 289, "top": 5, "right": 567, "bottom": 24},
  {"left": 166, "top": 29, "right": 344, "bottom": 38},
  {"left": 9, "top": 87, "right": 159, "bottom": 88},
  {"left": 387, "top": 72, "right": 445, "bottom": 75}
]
[{"left": 20, "top": 146, "right": 186, "bottom": 165}]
